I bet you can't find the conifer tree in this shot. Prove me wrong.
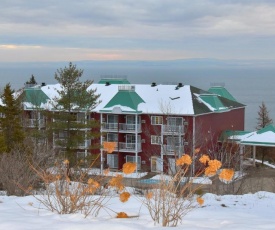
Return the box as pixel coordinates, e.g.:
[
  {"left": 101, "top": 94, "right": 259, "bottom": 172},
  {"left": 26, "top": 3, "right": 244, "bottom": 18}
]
[
  {"left": 256, "top": 101, "right": 273, "bottom": 130},
  {"left": 0, "top": 84, "right": 25, "bottom": 152},
  {"left": 51, "top": 62, "right": 101, "bottom": 167},
  {"left": 25, "top": 75, "right": 37, "bottom": 85},
  {"left": 255, "top": 101, "right": 273, "bottom": 164}
]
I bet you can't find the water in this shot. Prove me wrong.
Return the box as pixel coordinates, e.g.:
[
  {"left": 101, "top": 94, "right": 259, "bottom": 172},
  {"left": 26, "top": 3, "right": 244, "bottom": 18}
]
[{"left": 1, "top": 64, "right": 274, "bottom": 131}]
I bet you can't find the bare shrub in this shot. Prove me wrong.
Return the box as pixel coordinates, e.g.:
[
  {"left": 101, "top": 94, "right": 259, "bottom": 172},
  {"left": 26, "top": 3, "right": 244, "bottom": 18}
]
[
  {"left": 0, "top": 139, "right": 54, "bottom": 196},
  {"left": 142, "top": 173, "right": 198, "bottom": 227},
  {"left": 28, "top": 158, "right": 114, "bottom": 217},
  {"left": 141, "top": 153, "right": 235, "bottom": 227}
]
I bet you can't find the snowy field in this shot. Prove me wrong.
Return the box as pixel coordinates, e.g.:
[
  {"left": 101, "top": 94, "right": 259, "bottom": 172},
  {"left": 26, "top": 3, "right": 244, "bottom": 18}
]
[{"left": 1, "top": 191, "right": 275, "bottom": 230}]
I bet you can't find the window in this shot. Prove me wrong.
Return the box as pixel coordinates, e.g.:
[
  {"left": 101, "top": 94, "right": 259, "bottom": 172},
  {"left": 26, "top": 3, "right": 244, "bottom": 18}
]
[
  {"left": 151, "top": 116, "right": 163, "bottom": 125},
  {"left": 151, "top": 135, "right": 161, "bottom": 145},
  {"left": 77, "top": 112, "right": 86, "bottom": 123},
  {"left": 126, "top": 134, "right": 141, "bottom": 143},
  {"left": 126, "top": 155, "right": 141, "bottom": 170},
  {"left": 58, "top": 131, "right": 68, "bottom": 139},
  {"left": 167, "top": 136, "right": 183, "bottom": 146},
  {"left": 126, "top": 115, "right": 140, "bottom": 124},
  {"left": 107, "top": 133, "right": 118, "bottom": 142},
  {"left": 167, "top": 117, "right": 183, "bottom": 126},
  {"left": 77, "top": 151, "right": 86, "bottom": 159},
  {"left": 107, "top": 114, "right": 118, "bottom": 123}
]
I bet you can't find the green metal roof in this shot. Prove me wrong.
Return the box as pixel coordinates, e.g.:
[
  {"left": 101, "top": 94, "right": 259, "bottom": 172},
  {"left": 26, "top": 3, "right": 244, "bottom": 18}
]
[
  {"left": 222, "top": 125, "right": 275, "bottom": 147},
  {"left": 220, "top": 130, "right": 251, "bottom": 141},
  {"left": 23, "top": 88, "right": 49, "bottom": 107},
  {"left": 102, "top": 87, "right": 145, "bottom": 112},
  {"left": 199, "top": 94, "right": 228, "bottom": 112},
  {"left": 98, "top": 78, "right": 131, "bottom": 84},
  {"left": 208, "top": 86, "right": 236, "bottom": 101},
  {"left": 257, "top": 124, "right": 275, "bottom": 134}
]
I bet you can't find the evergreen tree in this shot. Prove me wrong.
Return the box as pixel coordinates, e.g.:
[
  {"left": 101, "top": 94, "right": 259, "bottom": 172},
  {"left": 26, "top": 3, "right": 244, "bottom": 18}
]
[
  {"left": 255, "top": 101, "right": 273, "bottom": 164},
  {"left": 25, "top": 74, "right": 37, "bottom": 85},
  {"left": 51, "top": 62, "right": 101, "bottom": 166},
  {"left": 256, "top": 102, "right": 273, "bottom": 130},
  {"left": 0, "top": 84, "right": 25, "bottom": 152}
]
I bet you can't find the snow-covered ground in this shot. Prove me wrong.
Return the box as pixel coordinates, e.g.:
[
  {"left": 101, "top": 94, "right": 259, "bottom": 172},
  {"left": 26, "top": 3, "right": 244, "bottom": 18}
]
[{"left": 1, "top": 191, "right": 275, "bottom": 229}]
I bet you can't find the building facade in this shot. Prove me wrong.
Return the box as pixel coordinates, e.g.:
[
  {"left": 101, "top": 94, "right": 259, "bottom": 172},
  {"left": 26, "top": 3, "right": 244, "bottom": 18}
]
[{"left": 15, "top": 80, "right": 245, "bottom": 174}]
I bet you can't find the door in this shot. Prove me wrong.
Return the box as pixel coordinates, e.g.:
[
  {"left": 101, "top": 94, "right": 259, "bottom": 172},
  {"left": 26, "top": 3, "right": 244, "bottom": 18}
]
[
  {"left": 151, "top": 156, "right": 163, "bottom": 172},
  {"left": 168, "top": 158, "right": 176, "bottom": 175},
  {"left": 126, "top": 155, "right": 141, "bottom": 170},
  {"left": 107, "top": 154, "right": 118, "bottom": 169}
]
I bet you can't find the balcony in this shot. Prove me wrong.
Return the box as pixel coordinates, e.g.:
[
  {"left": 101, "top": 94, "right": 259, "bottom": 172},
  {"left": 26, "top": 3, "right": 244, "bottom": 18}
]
[
  {"left": 101, "top": 122, "right": 118, "bottom": 132},
  {"left": 162, "top": 125, "right": 185, "bottom": 135},
  {"left": 25, "top": 119, "right": 45, "bottom": 128},
  {"left": 77, "top": 140, "right": 91, "bottom": 149},
  {"left": 162, "top": 145, "right": 184, "bottom": 155},
  {"left": 54, "top": 138, "right": 91, "bottom": 150},
  {"left": 119, "top": 123, "right": 141, "bottom": 133},
  {"left": 101, "top": 123, "right": 141, "bottom": 133},
  {"left": 118, "top": 142, "right": 142, "bottom": 152}
]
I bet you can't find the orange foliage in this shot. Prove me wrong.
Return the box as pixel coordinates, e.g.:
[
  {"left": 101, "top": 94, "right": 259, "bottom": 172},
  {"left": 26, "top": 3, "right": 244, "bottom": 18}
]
[
  {"left": 116, "top": 212, "right": 129, "bottom": 218},
  {"left": 103, "top": 168, "right": 110, "bottom": 175},
  {"left": 195, "top": 148, "right": 201, "bottom": 154},
  {"left": 199, "top": 155, "right": 210, "bottom": 165},
  {"left": 219, "top": 169, "right": 235, "bottom": 182},
  {"left": 120, "top": 192, "right": 131, "bottom": 203},
  {"left": 197, "top": 197, "right": 204, "bottom": 206},
  {"left": 146, "top": 191, "right": 153, "bottom": 199},
  {"left": 176, "top": 154, "right": 192, "bottom": 166},
  {"left": 122, "top": 162, "right": 137, "bottom": 174},
  {"left": 109, "top": 174, "right": 124, "bottom": 191},
  {"left": 204, "top": 159, "right": 222, "bottom": 177},
  {"left": 103, "top": 142, "right": 117, "bottom": 153}
]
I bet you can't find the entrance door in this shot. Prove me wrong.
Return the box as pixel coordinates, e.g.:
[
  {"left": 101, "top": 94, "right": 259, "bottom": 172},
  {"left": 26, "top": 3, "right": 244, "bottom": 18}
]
[
  {"left": 168, "top": 158, "right": 176, "bottom": 175},
  {"left": 107, "top": 154, "right": 118, "bottom": 169},
  {"left": 151, "top": 157, "right": 163, "bottom": 172},
  {"left": 126, "top": 155, "right": 141, "bottom": 170}
]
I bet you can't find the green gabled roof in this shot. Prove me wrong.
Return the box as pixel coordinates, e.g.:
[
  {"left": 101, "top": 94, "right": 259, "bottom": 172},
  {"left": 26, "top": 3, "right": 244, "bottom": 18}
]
[
  {"left": 103, "top": 88, "right": 145, "bottom": 112},
  {"left": 23, "top": 88, "right": 49, "bottom": 107},
  {"left": 257, "top": 124, "right": 275, "bottom": 134},
  {"left": 190, "top": 86, "right": 213, "bottom": 114},
  {"left": 190, "top": 86, "right": 245, "bottom": 115},
  {"left": 98, "top": 78, "right": 131, "bottom": 84},
  {"left": 208, "top": 86, "right": 236, "bottom": 101},
  {"left": 220, "top": 130, "right": 251, "bottom": 141},
  {"left": 199, "top": 94, "right": 228, "bottom": 112}
]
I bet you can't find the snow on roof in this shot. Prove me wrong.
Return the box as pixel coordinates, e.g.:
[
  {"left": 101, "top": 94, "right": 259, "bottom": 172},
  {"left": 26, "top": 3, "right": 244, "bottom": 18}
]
[
  {"left": 227, "top": 125, "right": 275, "bottom": 147},
  {"left": 1, "top": 83, "right": 241, "bottom": 115},
  {"left": 92, "top": 84, "right": 195, "bottom": 114}
]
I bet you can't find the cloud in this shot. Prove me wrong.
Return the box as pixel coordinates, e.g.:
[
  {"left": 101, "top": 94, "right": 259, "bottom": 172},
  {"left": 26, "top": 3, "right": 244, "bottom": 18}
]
[{"left": 1, "top": 0, "right": 275, "bottom": 61}]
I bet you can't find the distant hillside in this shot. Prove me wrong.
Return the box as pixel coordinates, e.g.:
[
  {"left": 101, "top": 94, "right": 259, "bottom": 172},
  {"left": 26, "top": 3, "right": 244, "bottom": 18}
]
[{"left": 1, "top": 58, "right": 275, "bottom": 69}]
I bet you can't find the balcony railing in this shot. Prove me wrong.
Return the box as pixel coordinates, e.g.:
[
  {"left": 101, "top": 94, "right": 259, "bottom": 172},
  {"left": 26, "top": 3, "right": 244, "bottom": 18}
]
[
  {"left": 101, "top": 122, "right": 118, "bottom": 131},
  {"left": 54, "top": 138, "right": 91, "bottom": 149},
  {"left": 102, "top": 123, "right": 141, "bottom": 133},
  {"left": 162, "top": 125, "right": 185, "bottom": 135},
  {"left": 25, "top": 119, "right": 45, "bottom": 128},
  {"left": 77, "top": 140, "right": 91, "bottom": 149},
  {"left": 119, "top": 123, "right": 141, "bottom": 132},
  {"left": 118, "top": 142, "right": 142, "bottom": 152},
  {"left": 162, "top": 145, "right": 184, "bottom": 155}
]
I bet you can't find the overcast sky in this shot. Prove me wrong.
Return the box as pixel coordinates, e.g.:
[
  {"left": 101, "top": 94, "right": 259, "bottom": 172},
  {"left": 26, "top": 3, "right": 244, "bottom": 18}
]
[{"left": 1, "top": 0, "right": 275, "bottom": 62}]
